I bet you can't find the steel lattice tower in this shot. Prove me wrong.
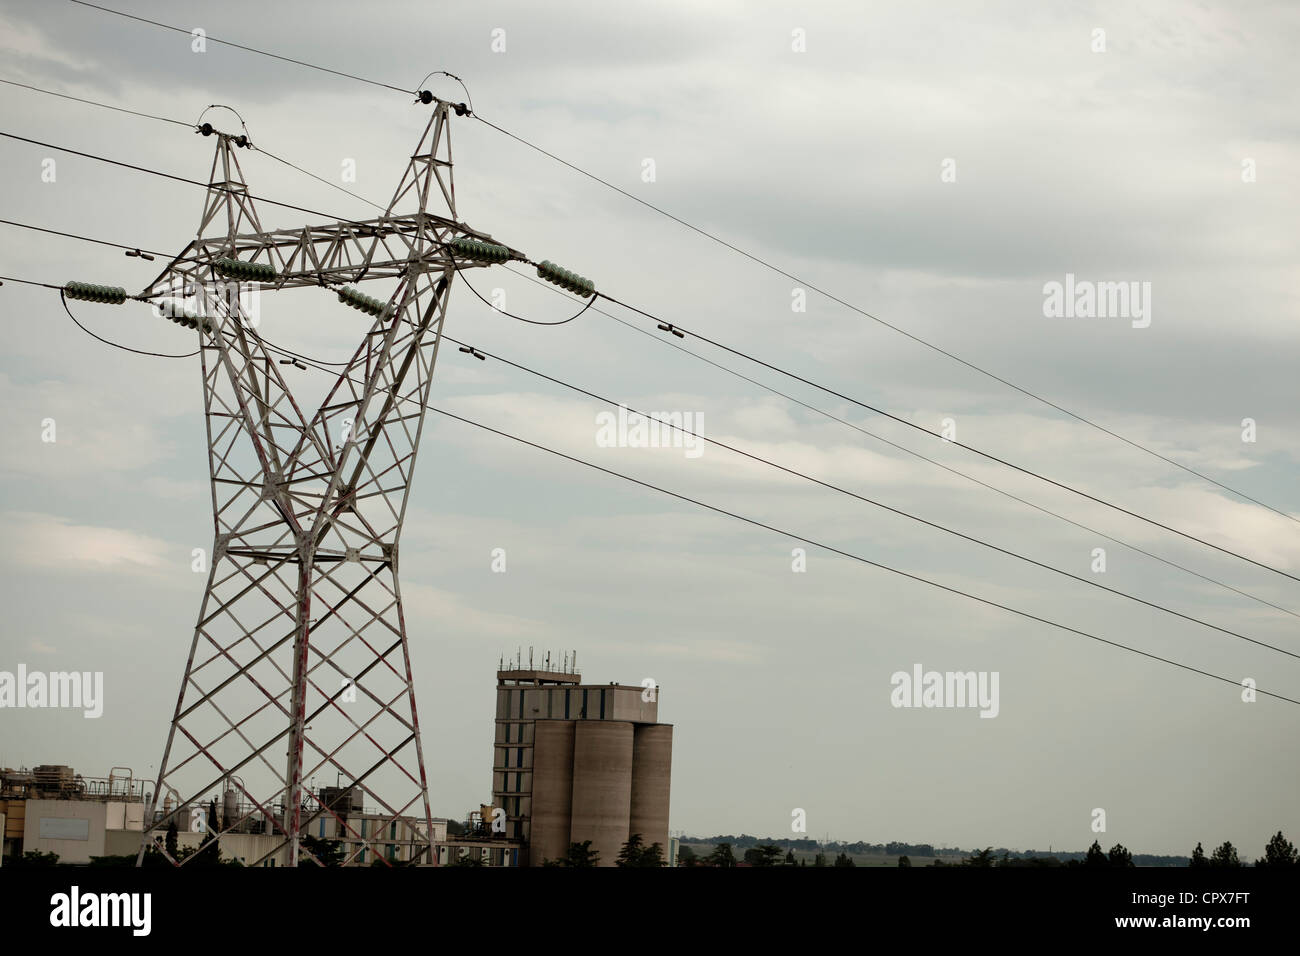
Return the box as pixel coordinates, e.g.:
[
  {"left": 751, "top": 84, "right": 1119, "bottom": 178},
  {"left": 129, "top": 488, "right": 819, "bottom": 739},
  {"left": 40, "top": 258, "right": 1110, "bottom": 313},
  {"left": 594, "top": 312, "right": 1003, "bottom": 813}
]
[{"left": 136, "top": 101, "right": 516, "bottom": 867}]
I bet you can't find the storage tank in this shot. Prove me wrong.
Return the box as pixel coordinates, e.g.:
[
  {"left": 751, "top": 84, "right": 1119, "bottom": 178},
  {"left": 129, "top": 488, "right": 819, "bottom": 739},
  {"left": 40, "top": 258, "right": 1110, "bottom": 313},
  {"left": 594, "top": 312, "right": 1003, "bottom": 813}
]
[
  {"left": 629, "top": 724, "right": 673, "bottom": 861},
  {"left": 569, "top": 721, "right": 633, "bottom": 867},
  {"left": 529, "top": 720, "right": 575, "bottom": 867},
  {"left": 222, "top": 788, "right": 238, "bottom": 832}
]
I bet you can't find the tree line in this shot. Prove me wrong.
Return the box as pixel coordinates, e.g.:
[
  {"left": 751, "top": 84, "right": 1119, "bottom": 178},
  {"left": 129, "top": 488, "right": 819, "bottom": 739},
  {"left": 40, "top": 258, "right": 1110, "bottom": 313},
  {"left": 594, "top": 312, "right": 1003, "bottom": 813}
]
[
  {"left": 677, "top": 842, "right": 857, "bottom": 867},
  {"left": 11, "top": 828, "right": 1296, "bottom": 869},
  {"left": 675, "top": 831, "right": 1300, "bottom": 868}
]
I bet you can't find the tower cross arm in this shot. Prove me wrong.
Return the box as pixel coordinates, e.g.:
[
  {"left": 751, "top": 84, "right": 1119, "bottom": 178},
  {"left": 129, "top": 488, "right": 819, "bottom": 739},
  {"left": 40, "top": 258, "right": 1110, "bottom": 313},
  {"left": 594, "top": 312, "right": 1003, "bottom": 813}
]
[{"left": 140, "top": 216, "right": 524, "bottom": 299}]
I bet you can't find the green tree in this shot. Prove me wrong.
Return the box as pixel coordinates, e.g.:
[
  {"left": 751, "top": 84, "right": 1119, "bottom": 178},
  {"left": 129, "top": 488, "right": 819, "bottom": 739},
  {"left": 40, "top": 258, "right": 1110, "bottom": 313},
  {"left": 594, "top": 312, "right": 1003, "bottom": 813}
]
[
  {"left": 964, "top": 846, "right": 995, "bottom": 867},
  {"left": 640, "top": 842, "right": 666, "bottom": 867},
  {"left": 744, "top": 844, "right": 783, "bottom": 867},
  {"left": 165, "top": 819, "right": 179, "bottom": 860},
  {"left": 613, "top": 834, "right": 666, "bottom": 867},
  {"left": 1084, "top": 841, "right": 1108, "bottom": 867},
  {"left": 1257, "top": 831, "right": 1298, "bottom": 868},
  {"left": 191, "top": 829, "right": 221, "bottom": 867},
  {"left": 1189, "top": 842, "right": 1208, "bottom": 867},
  {"left": 677, "top": 844, "right": 697, "bottom": 867},
  {"left": 1210, "top": 841, "right": 1242, "bottom": 867},
  {"left": 705, "top": 842, "right": 737, "bottom": 868},
  {"left": 617, "top": 833, "right": 647, "bottom": 867},
  {"left": 898, "top": 855, "right": 912, "bottom": 867},
  {"left": 143, "top": 843, "right": 170, "bottom": 867},
  {"left": 301, "top": 834, "right": 345, "bottom": 867},
  {"left": 784, "top": 849, "right": 797, "bottom": 866},
  {"left": 563, "top": 840, "right": 599, "bottom": 867},
  {"left": 1107, "top": 844, "right": 1134, "bottom": 868},
  {"left": 13, "top": 849, "right": 60, "bottom": 866},
  {"left": 833, "top": 852, "right": 856, "bottom": 867},
  {"left": 813, "top": 851, "right": 828, "bottom": 867}
]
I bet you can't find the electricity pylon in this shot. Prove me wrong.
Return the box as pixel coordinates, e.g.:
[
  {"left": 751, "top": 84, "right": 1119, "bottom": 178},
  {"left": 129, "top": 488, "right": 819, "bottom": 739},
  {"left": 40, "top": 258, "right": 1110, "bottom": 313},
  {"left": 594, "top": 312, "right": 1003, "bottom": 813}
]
[{"left": 136, "top": 100, "right": 518, "bottom": 867}]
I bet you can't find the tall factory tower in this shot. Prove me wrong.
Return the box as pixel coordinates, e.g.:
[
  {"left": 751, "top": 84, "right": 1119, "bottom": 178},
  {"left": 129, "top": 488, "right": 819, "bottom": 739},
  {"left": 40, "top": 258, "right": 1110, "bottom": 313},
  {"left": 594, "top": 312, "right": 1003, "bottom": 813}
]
[{"left": 491, "top": 658, "right": 673, "bottom": 866}]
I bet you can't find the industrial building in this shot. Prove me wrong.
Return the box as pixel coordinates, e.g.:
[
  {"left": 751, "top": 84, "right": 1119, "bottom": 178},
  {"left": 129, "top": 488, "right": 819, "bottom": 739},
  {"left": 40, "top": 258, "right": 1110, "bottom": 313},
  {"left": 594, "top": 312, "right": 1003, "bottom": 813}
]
[
  {"left": 0, "top": 764, "right": 146, "bottom": 864},
  {"left": 1, "top": 765, "right": 447, "bottom": 866},
  {"left": 141, "top": 783, "right": 448, "bottom": 866},
  {"left": 490, "top": 659, "right": 674, "bottom": 867}
]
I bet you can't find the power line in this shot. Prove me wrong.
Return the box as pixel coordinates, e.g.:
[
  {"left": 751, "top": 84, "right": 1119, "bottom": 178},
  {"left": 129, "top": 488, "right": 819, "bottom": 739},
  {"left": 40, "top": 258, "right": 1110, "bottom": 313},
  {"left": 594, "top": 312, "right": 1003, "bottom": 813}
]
[
  {"left": 466, "top": 242, "right": 1300, "bottom": 589},
  {"left": 7, "top": 192, "right": 1289, "bottom": 619},
  {"left": 65, "top": 0, "right": 1295, "bottom": 525},
  {"left": 488, "top": 260, "right": 1297, "bottom": 617},
  {"left": 452, "top": 262, "right": 598, "bottom": 326},
  {"left": 1, "top": 90, "right": 1282, "bottom": 592},
  {"left": 11, "top": 165, "right": 1264, "bottom": 616},
  {"left": 285, "top": 347, "right": 1300, "bottom": 708},
  {"left": 0, "top": 129, "right": 206, "bottom": 186},
  {"left": 0, "top": 75, "right": 379, "bottom": 219},
  {"left": 590, "top": 285, "right": 1300, "bottom": 620},
  {"left": 252, "top": 326, "right": 1300, "bottom": 706},
  {"left": 15, "top": 268, "right": 1299, "bottom": 706},
  {"left": 0, "top": 76, "right": 194, "bottom": 128},
  {"left": 2, "top": 124, "right": 1291, "bottom": 589},
  {"left": 0, "top": 76, "right": 379, "bottom": 218},
  {"left": 473, "top": 115, "right": 1298, "bottom": 527},
  {"left": 60, "top": 292, "right": 197, "bottom": 358},
  {"left": 0, "top": 130, "right": 364, "bottom": 225},
  {"left": 254, "top": 238, "right": 1299, "bottom": 627},
  {"left": 0, "top": 216, "right": 170, "bottom": 258},
  {"left": 0, "top": 274, "right": 62, "bottom": 290},
  {"left": 67, "top": 1, "right": 410, "bottom": 94},
  {"left": 253, "top": 144, "right": 387, "bottom": 213},
  {"left": 599, "top": 291, "right": 1300, "bottom": 586},
  {"left": 435, "top": 328, "right": 1299, "bottom": 661},
  {"left": 418, "top": 402, "right": 1300, "bottom": 705},
  {"left": 250, "top": 334, "right": 350, "bottom": 368}
]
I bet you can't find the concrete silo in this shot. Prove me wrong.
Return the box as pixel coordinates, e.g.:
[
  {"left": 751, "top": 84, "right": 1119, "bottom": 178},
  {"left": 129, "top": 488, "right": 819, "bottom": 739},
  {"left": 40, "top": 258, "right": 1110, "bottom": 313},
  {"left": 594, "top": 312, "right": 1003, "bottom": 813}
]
[
  {"left": 529, "top": 720, "right": 575, "bottom": 867},
  {"left": 569, "top": 721, "right": 634, "bottom": 866},
  {"left": 630, "top": 724, "right": 673, "bottom": 859}
]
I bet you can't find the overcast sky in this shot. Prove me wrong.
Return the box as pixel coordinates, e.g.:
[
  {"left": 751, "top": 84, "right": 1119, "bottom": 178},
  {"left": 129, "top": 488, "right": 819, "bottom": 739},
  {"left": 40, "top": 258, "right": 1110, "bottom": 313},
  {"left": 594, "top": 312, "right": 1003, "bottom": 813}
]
[{"left": 1, "top": 0, "right": 1297, "bottom": 858}]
